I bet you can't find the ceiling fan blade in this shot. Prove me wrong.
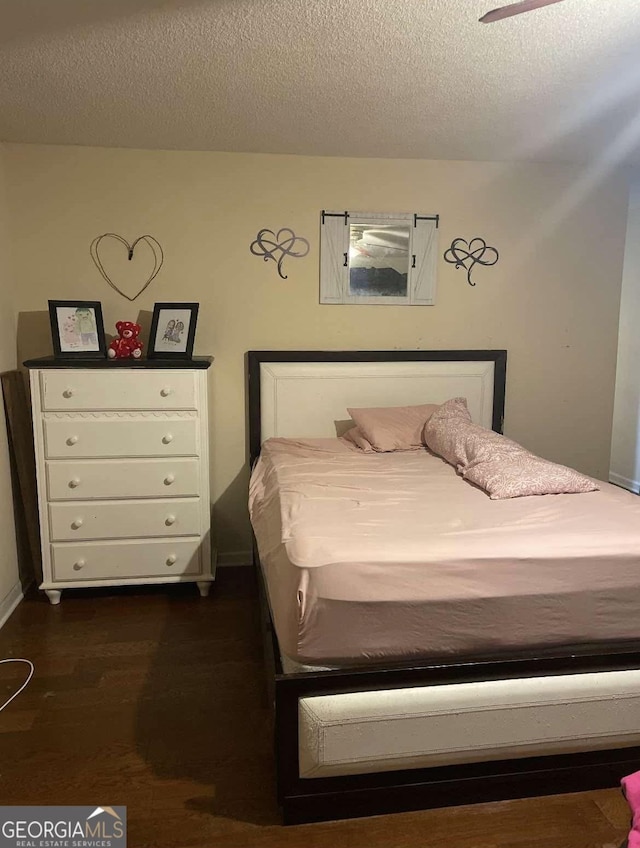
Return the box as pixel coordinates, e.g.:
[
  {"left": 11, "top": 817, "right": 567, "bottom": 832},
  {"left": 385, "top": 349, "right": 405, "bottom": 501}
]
[{"left": 480, "top": 0, "right": 566, "bottom": 23}]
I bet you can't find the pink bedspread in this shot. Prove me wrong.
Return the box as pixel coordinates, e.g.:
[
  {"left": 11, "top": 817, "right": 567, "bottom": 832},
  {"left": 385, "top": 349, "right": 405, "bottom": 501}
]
[{"left": 249, "top": 438, "right": 640, "bottom": 667}]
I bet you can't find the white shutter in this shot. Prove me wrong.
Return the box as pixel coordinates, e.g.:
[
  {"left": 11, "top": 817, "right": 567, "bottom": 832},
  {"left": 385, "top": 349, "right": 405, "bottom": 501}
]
[
  {"left": 411, "top": 218, "right": 438, "bottom": 305},
  {"left": 320, "top": 213, "right": 349, "bottom": 304}
]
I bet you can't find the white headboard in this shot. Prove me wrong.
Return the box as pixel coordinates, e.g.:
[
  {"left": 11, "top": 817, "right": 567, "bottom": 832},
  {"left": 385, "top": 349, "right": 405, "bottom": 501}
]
[{"left": 247, "top": 351, "right": 507, "bottom": 463}]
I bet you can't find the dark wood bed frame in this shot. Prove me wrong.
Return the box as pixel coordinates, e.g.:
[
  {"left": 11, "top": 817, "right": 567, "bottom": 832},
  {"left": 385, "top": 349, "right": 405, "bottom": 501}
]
[{"left": 247, "top": 349, "right": 640, "bottom": 825}]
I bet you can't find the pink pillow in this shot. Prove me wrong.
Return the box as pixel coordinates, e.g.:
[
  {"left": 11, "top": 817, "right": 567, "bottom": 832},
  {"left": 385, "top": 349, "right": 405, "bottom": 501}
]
[
  {"left": 342, "top": 427, "right": 375, "bottom": 452},
  {"left": 424, "top": 398, "right": 520, "bottom": 468},
  {"left": 347, "top": 403, "right": 439, "bottom": 452},
  {"left": 463, "top": 453, "right": 599, "bottom": 500},
  {"left": 426, "top": 396, "right": 471, "bottom": 423},
  {"left": 425, "top": 398, "right": 598, "bottom": 500}
]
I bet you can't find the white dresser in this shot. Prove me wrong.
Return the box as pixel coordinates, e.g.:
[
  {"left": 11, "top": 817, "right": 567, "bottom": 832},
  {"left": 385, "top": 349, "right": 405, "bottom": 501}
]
[{"left": 25, "top": 357, "right": 215, "bottom": 604}]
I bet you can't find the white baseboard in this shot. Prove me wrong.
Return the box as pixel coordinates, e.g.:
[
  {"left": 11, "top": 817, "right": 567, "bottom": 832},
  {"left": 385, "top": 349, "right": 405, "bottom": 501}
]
[
  {"left": 0, "top": 582, "right": 24, "bottom": 631},
  {"left": 216, "top": 550, "right": 253, "bottom": 567},
  {"left": 609, "top": 471, "right": 640, "bottom": 493}
]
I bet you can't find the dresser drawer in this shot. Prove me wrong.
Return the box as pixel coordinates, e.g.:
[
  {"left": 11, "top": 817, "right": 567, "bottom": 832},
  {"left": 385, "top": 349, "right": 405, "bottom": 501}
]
[
  {"left": 51, "top": 538, "right": 202, "bottom": 581},
  {"left": 43, "top": 417, "right": 198, "bottom": 458},
  {"left": 46, "top": 458, "right": 200, "bottom": 500},
  {"left": 40, "top": 370, "right": 197, "bottom": 411},
  {"left": 49, "top": 498, "right": 201, "bottom": 541}
]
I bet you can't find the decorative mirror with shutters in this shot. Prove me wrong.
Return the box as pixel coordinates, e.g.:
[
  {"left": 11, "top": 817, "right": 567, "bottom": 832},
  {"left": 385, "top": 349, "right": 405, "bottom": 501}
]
[{"left": 320, "top": 210, "right": 439, "bottom": 305}]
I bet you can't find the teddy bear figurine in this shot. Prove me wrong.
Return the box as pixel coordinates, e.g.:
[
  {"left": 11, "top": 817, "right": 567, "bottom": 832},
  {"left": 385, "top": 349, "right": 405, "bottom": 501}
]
[{"left": 108, "top": 321, "right": 144, "bottom": 360}]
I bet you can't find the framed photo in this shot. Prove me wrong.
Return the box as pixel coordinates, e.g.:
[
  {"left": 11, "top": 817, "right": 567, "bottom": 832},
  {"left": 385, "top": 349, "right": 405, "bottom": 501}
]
[
  {"left": 48, "top": 300, "right": 106, "bottom": 359},
  {"left": 148, "top": 302, "right": 199, "bottom": 359}
]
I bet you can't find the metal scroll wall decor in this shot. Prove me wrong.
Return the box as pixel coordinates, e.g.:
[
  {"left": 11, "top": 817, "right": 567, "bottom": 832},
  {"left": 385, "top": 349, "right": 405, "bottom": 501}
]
[
  {"left": 443, "top": 237, "right": 499, "bottom": 287},
  {"left": 90, "top": 233, "right": 164, "bottom": 301},
  {"left": 250, "top": 228, "right": 310, "bottom": 279}
]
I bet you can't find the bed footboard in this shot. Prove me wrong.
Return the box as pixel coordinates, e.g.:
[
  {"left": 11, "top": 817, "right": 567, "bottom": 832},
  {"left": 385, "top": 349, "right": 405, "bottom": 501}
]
[{"left": 275, "top": 657, "right": 640, "bottom": 824}]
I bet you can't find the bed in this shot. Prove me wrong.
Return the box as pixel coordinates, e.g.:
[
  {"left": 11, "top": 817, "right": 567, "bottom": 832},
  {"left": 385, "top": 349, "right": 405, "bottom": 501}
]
[{"left": 247, "top": 349, "right": 640, "bottom": 825}]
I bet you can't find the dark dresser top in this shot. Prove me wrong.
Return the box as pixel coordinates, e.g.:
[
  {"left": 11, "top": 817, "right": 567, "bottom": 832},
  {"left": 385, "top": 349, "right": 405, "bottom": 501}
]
[{"left": 24, "top": 356, "right": 214, "bottom": 370}]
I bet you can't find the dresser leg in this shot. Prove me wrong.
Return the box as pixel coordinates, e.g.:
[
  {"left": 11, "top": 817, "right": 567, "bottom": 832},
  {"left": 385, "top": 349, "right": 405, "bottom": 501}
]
[
  {"left": 45, "top": 590, "right": 62, "bottom": 605},
  {"left": 196, "top": 581, "right": 211, "bottom": 598}
]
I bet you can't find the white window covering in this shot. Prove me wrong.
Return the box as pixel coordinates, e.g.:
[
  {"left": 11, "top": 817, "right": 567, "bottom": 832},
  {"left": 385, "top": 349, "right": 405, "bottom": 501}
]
[{"left": 320, "top": 210, "right": 438, "bottom": 305}]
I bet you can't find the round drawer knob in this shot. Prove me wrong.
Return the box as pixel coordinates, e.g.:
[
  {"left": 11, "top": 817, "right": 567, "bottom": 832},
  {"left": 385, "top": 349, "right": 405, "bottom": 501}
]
[
  {"left": 68, "top": 478, "right": 81, "bottom": 489},
  {"left": 62, "top": 388, "right": 74, "bottom": 399},
  {"left": 160, "top": 387, "right": 172, "bottom": 397},
  {"left": 165, "top": 515, "right": 176, "bottom": 526},
  {"left": 162, "top": 434, "right": 174, "bottom": 445},
  {"left": 71, "top": 518, "right": 84, "bottom": 530},
  {"left": 73, "top": 560, "right": 86, "bottom": 571},
  {"left": 164, "top": 474, "right": 175, "bottom": 485},
  {"left": 166, "top": 554, "right": 177, "bottom": 566},
  {"left": 66, "top": 435, "right": 79, "bottom": 446}
]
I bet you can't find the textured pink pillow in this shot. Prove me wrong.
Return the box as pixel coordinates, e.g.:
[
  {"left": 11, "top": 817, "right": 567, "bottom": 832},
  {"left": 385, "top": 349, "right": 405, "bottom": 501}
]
[
  {"left": 427, "top": 396, "right": 471, "bottom": 423},
  {"left": 423, "top": 397, "right": 520, "bottom": 468},
  {"left": 342, "top": 426, "right": 375, "bottom": 452},
  {"left": 347, "top": 403, "right": 438, "bottom": 452},
  {"left": 464, "top": 454, "right": 598, "bottom": 500},
  {"left": 424, "top": 398, "right": 598, "bottom": 499}
]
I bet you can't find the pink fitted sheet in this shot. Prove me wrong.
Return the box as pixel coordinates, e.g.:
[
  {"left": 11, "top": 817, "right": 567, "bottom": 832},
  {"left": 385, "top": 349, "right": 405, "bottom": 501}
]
[{"left": 249, "top": 437, "right": 640, "bottom": 668}]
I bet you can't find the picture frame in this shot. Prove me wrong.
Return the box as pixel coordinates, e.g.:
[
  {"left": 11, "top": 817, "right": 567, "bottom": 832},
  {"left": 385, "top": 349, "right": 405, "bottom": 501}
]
[
  {"left": 48, "top": 300, "right": 107, "bottom": 359},
  {"left": 148, "top": 302, "right": 199, "bottom": 360}
]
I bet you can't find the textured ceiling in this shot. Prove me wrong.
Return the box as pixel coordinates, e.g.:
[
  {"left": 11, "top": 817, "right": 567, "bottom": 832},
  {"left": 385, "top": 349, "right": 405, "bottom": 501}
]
[{"left": 1, "top": 0, "right": 640, "bottom": 162}]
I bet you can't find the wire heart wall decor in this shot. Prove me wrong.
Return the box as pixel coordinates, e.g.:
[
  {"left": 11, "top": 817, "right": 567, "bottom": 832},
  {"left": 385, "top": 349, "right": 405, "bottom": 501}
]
[{"left": 90, "top": 233, "right": 164, "bottom": 301}]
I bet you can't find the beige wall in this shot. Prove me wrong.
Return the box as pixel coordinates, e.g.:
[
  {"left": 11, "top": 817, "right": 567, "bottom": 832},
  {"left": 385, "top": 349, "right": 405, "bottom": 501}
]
[
  {"left": 611, "top": 173, "right": 640, "bottom": 491},
  {"left": 1, "top": 144, "right": 629, "bottom": 560},
  {"left": 0, "top": 146, "right": 20, "bottom": 614}
]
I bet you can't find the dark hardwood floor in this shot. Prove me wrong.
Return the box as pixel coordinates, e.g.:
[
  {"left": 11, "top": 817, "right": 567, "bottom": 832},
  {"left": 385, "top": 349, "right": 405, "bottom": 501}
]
[{"left": 0, "top": 567, "right": 631, "bottom": 848}]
